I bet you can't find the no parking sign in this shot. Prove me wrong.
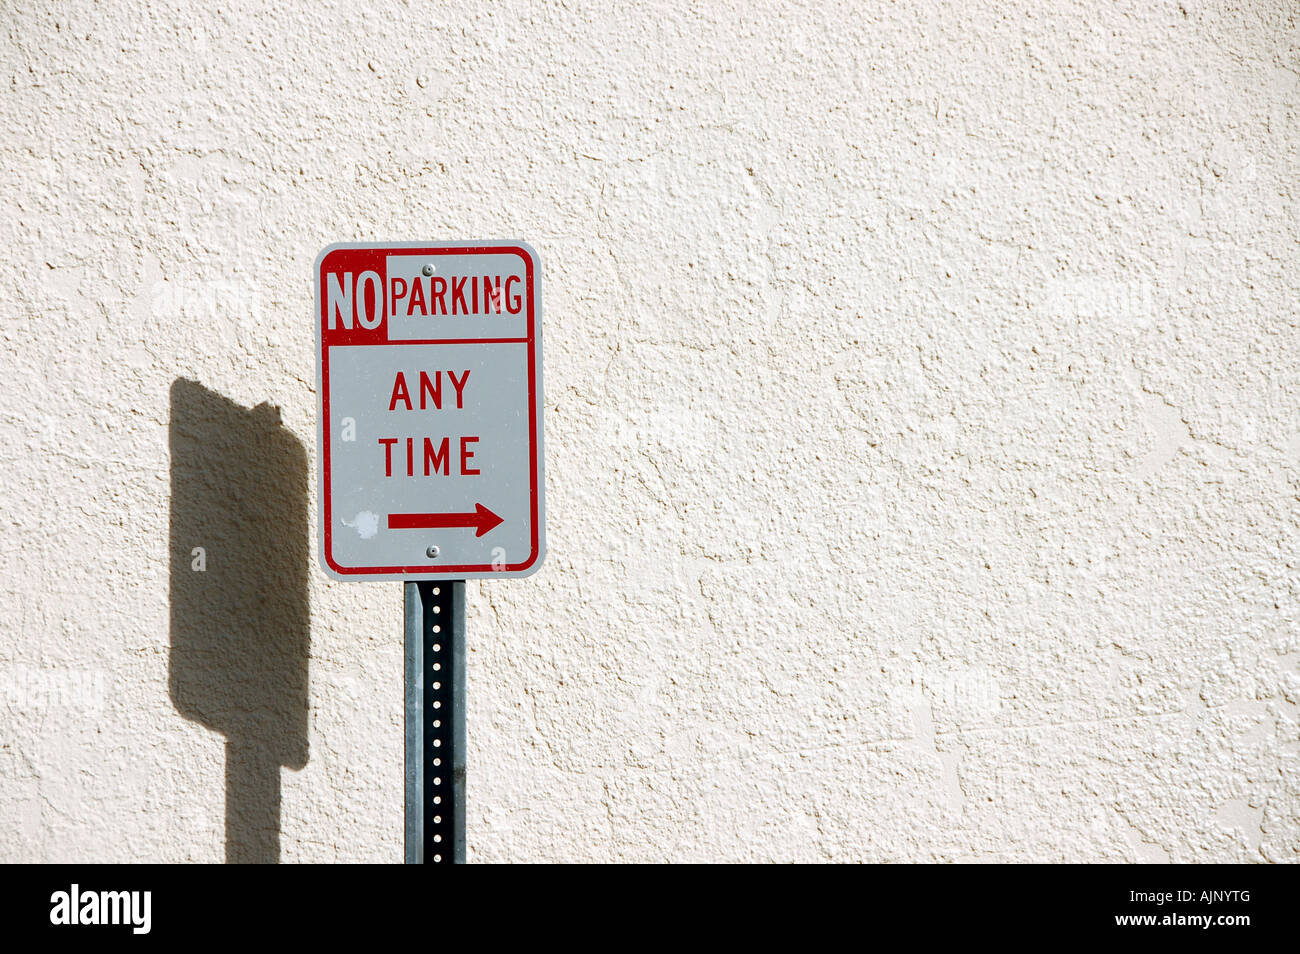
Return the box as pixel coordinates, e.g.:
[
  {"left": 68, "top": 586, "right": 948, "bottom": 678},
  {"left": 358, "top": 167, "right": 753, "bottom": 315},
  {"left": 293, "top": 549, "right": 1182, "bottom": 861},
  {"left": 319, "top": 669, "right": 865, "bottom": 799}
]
[{"left": 314, "top": 241, "right": 545, "bottom": 580}]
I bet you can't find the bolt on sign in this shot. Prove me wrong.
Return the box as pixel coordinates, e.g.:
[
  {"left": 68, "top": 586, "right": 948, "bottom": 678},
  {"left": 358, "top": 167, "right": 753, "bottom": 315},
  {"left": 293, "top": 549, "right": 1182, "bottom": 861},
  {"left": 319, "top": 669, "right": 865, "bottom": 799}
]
[{"left": 314, "top": 241, "right": 545, "bottom": 580}]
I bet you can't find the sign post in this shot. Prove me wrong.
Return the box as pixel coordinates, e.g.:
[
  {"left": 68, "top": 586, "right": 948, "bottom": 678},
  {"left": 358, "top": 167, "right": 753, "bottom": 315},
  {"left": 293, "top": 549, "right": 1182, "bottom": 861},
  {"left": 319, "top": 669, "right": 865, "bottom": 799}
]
[
  {"left": 316, "top": 241, "right": 544, "bottom": 863},
  {"left": 404, "top": 580, "right": 465, "bottom": 863}
]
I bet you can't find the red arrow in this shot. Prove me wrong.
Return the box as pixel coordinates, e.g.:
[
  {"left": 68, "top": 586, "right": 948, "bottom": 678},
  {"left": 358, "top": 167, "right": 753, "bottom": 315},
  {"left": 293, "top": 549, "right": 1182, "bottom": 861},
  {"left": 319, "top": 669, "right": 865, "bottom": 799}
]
[{"left": 388, "top": 504, "right": 504, "bottom": 537}]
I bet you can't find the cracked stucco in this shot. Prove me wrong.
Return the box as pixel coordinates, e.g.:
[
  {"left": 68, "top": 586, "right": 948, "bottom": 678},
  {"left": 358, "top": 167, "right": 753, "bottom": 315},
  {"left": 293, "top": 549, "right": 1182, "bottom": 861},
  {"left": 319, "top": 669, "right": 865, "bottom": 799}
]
[{"left": 0, "top": 0, "right": 1297, "bottom": 862}]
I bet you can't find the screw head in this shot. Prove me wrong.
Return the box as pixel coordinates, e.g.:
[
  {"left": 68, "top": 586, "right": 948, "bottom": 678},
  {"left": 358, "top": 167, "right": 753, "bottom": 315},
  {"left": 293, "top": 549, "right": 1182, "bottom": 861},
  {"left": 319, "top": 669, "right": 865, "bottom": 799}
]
[
  {"left": 422, "top": 263, "right": 434, "bottom": 276},
  {"left": 426, "top": 545, "right": 440, "bottom": 558}
]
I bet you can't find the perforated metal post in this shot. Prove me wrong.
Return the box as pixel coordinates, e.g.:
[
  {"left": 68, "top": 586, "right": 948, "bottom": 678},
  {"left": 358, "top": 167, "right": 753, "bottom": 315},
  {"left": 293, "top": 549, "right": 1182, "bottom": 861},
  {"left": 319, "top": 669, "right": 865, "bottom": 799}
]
[{"left": 404, "top": 580, "right": 466, "bottom": 863}]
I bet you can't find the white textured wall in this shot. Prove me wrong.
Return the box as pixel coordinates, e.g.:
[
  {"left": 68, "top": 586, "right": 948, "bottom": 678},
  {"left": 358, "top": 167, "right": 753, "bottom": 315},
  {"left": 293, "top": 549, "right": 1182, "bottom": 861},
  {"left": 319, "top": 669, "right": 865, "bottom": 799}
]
[{"left": 1, "top": 0, "right": 1297, "bottom": 863}]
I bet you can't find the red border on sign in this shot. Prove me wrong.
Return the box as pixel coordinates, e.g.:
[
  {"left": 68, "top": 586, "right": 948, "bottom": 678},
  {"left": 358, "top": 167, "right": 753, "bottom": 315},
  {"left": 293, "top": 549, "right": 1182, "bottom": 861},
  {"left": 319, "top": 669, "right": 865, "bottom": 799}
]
[{"left": 319, "top": 245, "right": 540, "bottom": 576}]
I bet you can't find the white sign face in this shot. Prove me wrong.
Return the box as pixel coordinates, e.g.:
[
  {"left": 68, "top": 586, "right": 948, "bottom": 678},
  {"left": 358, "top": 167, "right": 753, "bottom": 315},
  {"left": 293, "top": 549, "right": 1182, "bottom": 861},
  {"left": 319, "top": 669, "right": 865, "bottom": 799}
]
[{"left": 315, "top": 241, "right": 544, "bottom": 580}]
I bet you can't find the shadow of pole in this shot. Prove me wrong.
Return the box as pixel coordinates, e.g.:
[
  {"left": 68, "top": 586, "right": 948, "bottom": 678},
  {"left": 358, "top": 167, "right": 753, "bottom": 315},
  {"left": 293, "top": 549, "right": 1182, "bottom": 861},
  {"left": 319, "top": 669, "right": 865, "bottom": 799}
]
[{"left": 168, "top": 379, "right": 310, "bottom": 864}]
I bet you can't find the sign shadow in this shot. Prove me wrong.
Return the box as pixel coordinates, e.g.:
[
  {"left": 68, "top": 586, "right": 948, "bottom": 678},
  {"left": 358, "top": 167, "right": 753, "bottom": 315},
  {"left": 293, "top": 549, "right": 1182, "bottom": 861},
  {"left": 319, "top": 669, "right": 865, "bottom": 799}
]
[{"left": 168, "top": 378, "right": 310, "bottom": 863}]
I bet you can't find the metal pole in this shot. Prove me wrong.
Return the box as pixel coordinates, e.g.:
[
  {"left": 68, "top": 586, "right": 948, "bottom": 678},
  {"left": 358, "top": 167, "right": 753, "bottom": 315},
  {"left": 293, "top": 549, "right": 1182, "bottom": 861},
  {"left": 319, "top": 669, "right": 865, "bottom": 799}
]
[
  {"left": 404, "top": 580, "right": 466, "bottom": 863},
  {"left": 403, "top": 582, "right": 423, "bottom": 864}
]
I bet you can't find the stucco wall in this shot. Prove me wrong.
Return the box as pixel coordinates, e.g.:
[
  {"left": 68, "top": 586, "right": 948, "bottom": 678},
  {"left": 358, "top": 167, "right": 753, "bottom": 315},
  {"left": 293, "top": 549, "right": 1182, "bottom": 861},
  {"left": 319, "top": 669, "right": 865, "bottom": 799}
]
[{"left": 0, "top": 0, "right": 1296, "bottom": 862}]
